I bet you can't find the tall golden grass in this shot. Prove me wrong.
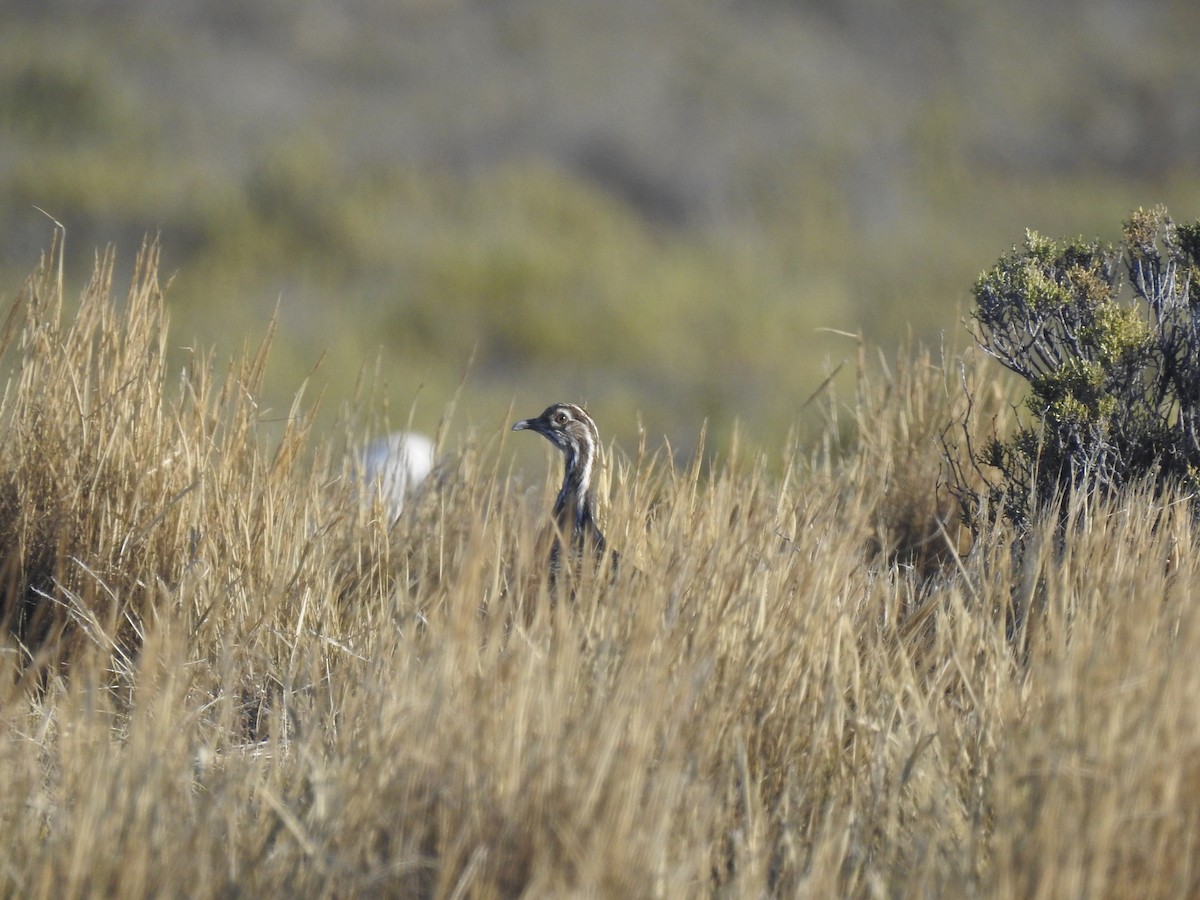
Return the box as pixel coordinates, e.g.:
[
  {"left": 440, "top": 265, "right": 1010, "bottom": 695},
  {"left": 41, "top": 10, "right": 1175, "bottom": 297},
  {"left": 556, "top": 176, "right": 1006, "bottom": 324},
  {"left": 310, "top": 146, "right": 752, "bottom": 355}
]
[{"left": 2, "top": 240, "right": 1199, "bottom": 898}]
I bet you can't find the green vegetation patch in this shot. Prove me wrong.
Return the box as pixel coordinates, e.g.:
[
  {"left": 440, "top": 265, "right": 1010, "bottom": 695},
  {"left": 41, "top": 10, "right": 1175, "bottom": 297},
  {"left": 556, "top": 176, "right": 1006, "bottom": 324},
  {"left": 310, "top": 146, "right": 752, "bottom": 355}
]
[{"left": 953, "top": 206, "right": 1200, "bottom": 532}]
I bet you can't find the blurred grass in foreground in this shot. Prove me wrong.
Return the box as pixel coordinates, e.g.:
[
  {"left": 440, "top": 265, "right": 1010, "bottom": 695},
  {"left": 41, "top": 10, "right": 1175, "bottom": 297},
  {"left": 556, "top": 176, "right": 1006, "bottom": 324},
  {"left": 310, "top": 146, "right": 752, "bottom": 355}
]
[{"left": 2, "top": 242, "right": 1199, "bottom": 896}]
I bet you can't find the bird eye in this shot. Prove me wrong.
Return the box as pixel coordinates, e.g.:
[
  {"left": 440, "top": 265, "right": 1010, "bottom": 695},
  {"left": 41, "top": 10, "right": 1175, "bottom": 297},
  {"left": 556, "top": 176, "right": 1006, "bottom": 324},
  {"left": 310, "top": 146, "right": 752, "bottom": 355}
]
[{"left": 554, "top": 412, "right": 568, "bottom": 425}]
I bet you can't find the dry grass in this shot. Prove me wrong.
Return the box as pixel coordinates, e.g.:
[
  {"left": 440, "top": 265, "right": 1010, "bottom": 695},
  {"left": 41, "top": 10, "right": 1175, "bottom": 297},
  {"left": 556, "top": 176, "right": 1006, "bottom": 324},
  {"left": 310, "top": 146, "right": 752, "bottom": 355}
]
[{"left": 1, "top": 242, "right": 1199, "bottom": 898}]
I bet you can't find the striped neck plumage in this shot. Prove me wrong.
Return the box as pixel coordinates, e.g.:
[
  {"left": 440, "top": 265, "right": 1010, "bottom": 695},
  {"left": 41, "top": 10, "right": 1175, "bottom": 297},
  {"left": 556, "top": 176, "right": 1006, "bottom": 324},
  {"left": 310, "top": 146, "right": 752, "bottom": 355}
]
[{"left": 554, "top": 436, "right": 596, "bottom": 536}]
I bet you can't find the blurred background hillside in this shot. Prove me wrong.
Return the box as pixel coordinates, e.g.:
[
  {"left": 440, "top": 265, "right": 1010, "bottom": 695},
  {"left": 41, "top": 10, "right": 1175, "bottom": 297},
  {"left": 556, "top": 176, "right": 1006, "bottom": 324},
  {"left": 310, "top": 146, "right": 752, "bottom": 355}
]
[{"left": 2, "top": 0, "right": 1198, "bottom": 454}]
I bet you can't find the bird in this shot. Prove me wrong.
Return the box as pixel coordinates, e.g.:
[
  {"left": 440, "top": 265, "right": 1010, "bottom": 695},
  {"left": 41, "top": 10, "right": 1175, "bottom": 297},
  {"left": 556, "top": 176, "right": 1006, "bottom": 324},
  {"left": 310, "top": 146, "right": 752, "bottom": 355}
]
[
  {"left": 359, "top": 430, "right": 435, "bottom": 519},
  {"left": 512, "top": 402, "right": 621, "bottom": 582}
]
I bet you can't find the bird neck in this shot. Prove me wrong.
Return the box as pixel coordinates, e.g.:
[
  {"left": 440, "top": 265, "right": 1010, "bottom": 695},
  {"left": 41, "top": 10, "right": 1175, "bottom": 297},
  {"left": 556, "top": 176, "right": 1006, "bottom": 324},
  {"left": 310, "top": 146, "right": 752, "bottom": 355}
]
[{"left": 553, "top": 444, "right": 598, "bottom": 538}]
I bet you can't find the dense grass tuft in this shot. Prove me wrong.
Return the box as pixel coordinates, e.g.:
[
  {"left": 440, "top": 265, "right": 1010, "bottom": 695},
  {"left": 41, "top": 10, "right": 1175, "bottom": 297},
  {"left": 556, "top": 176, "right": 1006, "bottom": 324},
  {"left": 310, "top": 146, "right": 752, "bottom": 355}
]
[{"left": 1, "top": 245, "right": 1199, "bottom": 897}]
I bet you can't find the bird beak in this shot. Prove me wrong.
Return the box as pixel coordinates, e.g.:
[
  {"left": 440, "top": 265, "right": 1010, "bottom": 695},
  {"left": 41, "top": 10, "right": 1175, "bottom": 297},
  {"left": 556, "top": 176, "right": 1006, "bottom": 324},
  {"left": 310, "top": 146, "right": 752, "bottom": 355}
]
[{"left": 512, "top": 418, "right": 535, "bottom": 432}]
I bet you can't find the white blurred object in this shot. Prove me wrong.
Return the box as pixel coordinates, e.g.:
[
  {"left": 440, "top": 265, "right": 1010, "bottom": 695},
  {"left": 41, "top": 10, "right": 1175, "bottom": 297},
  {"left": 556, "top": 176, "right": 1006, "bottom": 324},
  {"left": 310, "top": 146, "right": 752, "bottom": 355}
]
[{"left": 360, "top": 431, "right": 435, "bottom": 518}]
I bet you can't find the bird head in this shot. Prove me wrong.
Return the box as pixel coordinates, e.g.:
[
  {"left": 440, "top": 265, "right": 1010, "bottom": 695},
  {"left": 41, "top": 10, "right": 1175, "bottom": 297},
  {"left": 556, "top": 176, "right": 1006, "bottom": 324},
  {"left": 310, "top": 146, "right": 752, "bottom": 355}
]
[{"left": 512, "top": 403, "right": 598, "bottom": 460}]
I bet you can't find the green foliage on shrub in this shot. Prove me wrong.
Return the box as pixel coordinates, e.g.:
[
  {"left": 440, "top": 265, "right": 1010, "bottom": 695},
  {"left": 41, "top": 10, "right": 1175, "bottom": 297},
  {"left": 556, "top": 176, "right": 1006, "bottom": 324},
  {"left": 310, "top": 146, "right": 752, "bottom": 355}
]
[{"left": 952, "top": 206, "right": 1200, "bottom": 531}]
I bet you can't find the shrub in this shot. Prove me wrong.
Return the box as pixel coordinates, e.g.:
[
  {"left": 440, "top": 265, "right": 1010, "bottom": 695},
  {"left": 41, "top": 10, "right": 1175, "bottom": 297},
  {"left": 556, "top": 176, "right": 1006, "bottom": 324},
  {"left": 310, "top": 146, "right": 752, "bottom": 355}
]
[{"left": 950, "top": 206, "right": 1200, "bottom": 533}]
